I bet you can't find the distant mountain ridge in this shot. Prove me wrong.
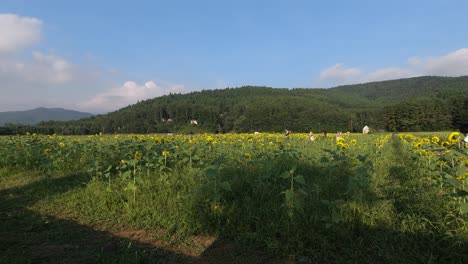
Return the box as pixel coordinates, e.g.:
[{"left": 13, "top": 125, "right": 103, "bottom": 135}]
[{"left": 0, "top": 107, "right": 93, "bottom": 125}]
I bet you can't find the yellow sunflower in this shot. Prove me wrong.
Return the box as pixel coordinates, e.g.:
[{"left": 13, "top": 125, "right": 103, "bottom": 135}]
[
  {"left": 448, "top": 132, "right": 461, "bottom": 143},
  {"left": 134, "top": 151, "right": 142, "bottom": 160}
]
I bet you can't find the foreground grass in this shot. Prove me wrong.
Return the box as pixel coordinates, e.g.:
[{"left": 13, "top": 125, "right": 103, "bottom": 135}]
[
  {"left": 0, "top": 169, "right": 285, "bottom": 263},
  {"left": 1, "top": 133, "right": 467, "bottom": 263}
]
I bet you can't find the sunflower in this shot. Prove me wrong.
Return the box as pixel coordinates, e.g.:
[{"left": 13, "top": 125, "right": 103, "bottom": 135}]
[
  {"left": 448, "top": 132, "right": 461, "bottom": 143},
  {"left": 337, "top": 141, "right": 348, "bottom": 149},
  {"left": 134, "top": 151, "right": 142, "bottom": 160},
  {"left": 431, "top": 136, "right": 440, "bottom": 144},
  {"left": 456, "top": 172, "right": 468, "bottom": 181}
]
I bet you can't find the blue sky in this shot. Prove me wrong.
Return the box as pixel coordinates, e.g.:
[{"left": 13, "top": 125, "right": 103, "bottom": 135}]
[{"left": 1, "top": 0, "right": 468, "bottom": 113}]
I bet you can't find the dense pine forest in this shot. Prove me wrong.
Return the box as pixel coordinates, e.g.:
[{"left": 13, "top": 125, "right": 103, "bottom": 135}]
[{"left": 2, "top": 76, "right": 467, "bottom": 135}]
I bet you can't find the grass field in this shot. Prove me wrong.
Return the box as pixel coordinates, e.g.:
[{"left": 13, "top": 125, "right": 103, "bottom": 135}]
[{"left": 1, "top": 132, "right": 467, "bottom": 263}]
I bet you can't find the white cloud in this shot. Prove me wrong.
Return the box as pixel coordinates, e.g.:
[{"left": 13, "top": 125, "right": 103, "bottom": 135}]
[
  {"left": 319, "top": 48, "right": 468, "bottom": 86},
  {"left": 0, "top": 50, "right": 109, "bottom": 112},
  {"left": 0, "top": 13, "right": 111, "bottom": 112},
  {"left": 0, "top": 14, "right": 42, "bottom": 54},
  {"left": 78, "top": 81, "right": 186, "bottom": 113},
  {"left": 0, "top": 13, "right": 189, "bottom": 114},
  {"left": 0, "top": 51, "right": 74, "bottom": 84},
  {"left": 0, "top": 14, "right": 74, "bottom": 95},
  {"left": 31, "top": 52, "right": 73, "bottom": 83},
  {"left": 0, "top": 51, "right": 75, "bottom": 90},
  {"left": 366, "top": 67, "right": 414, "bottom": 82},
  {"left": 412, "top": 48, "right": 468, "bottom": 76},
  {"left": 319, "top": 63, "right": 362, "bottom": 86}
]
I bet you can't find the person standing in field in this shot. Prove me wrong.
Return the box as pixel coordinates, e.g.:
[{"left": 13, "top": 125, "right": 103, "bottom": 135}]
[
  {"left": 335, "top": 131, "right": 342, "bottom": 141},
  {"left": 362, "top": 125, "right": 370, "bottom": 134},
  {"left": 309, "top": 132, "right": 315, "bottom": 141}
]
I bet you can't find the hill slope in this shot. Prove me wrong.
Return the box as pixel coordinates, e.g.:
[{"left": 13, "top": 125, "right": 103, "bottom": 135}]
[
  {"left": 0, "top": 107, "right": 93, "bottom": 126},
  {"left": 25, "top": 76, "right": 468, "bottom": 134},
  {"left": 331, "top": 76, "right": 468, "bottom": 101}
]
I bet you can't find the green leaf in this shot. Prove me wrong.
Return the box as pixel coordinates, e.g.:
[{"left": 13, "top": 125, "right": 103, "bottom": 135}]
[
  {"left": 124, "top": 182, "right": 136, "bottom": 192},
  {"left": 460, "top": 203, "right": 468, "bottom": 214},
  {"left": 357, "top": 155, "right": 367, "bottom": 162},
  {"left": 214, "top": 156, "right": 225, "bottom": 165},
  {"left": 456, "top": 166, "right": 467, "bottom": 176},
  {"left": 105, "top": 165, "right": 112, "bottom": 172},
  {"left": 289, "top": 164, "right": 297, "bottom": 174},
  {"left": 294, "top": 175, "right": 306, "bottom": 185},
  {"left": 442, "top": 172, "right": 452, "bottom": 179},
  {"left": 297, "top": 188, "right": 308, "bottom": 196},
  {"left": 122, "top": 170, "right": 132, "bottom": 179},
  {"left": 285, "top": 189, "right": 294, "bottom": 205},
  {"left": 354, "top": 167, "right": 369, "bottom": 177},
  {"left": 444, "top": 178, "right": 461, "bottom": 188},
  {"left": 219, "top": 181, "right": 232, "bottom": 192},
  {"left": 205, "top": 168, "right": 217, "bottom": 178},
  {"left": 280, "top": 171, "right": 290, "bottom": 179}
]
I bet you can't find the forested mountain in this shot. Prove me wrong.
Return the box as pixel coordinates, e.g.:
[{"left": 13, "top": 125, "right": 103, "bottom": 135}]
[
  {"left": 0, "top": 107, "right": 93, "bottom": 126},
  {"left": 332, "top": 76, "right": 468, "bottom": 101},
  {"left": 4, "top": 76, "right": 467, "bottom": 135}
]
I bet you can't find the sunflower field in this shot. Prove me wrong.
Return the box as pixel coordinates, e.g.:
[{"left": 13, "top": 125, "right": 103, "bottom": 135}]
[{"left": 1, "top": 132, "right": 467, "bottom": 262}]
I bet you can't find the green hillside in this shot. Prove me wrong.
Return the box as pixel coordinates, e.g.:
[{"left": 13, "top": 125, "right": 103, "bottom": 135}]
[
  {"left": 7, "top": 76, "right": 468, "bottom": 135},
  {"left": 332, "top": 76, "right": 468, "bottom": 101}
]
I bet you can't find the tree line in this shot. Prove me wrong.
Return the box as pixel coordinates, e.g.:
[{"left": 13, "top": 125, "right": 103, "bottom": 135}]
[{"left": 1, "top": 76, "right": 467, "bottom": 135}]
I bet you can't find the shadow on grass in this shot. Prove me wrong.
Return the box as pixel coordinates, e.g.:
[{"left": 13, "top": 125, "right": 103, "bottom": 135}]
[
  {"left": 0, "top": 173, "right": 284, "bottom": 264},
  {"left": 0, "top": 165, "right": 467, "bottom": 263}
]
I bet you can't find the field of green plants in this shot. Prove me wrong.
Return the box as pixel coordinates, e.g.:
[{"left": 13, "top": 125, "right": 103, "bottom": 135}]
[{"left": 1, "top": 132, "right": 467, "bottom": 263}]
